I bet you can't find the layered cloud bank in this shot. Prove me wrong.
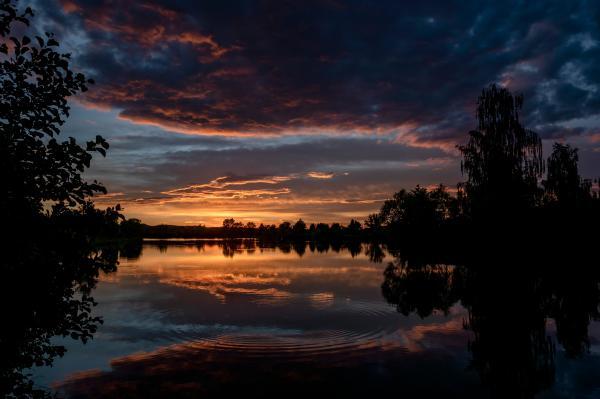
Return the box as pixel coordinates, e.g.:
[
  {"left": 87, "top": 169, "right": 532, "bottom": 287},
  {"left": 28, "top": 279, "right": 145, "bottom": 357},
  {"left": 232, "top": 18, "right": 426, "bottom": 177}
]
[{"left": 33, "top": 0, "right": 600, "bottom": 224}]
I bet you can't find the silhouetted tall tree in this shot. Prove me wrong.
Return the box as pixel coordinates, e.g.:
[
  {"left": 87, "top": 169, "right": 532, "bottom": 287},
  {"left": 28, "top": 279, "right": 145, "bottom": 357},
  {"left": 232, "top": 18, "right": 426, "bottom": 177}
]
[{"left": 459, "top": 84, "right": 543, "bottom": 218}]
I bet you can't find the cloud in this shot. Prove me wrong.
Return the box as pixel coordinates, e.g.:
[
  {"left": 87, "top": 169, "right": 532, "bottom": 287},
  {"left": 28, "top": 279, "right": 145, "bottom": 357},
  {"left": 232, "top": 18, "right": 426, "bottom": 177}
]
[
  {"left": 307, "top": 172, "right": 335, "bottom": 179},
  {"left": 26, "top": 0, "right": 600, "bottom": 224},
  {"left": 81, "top": 134, "right": 461, "bottom": 224},
  {"left": 30, "top": 1, "right": 599, "bottom": 144},
  {"left": 164, "top": 175, "right": 294, "bottom": 192},
  {"left": 164, "top": 188, "right": 291, "bottom": 201}
]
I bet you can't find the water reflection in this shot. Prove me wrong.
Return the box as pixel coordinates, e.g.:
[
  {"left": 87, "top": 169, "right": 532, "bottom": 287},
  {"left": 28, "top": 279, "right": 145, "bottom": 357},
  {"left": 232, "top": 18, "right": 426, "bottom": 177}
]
[
  {"left": 381, "top": 240, "right": 600, "bottom": 398},
  {"left": 12, "top": 239, "right": 600, "bottom": 398},
  {"left": 1, "top": 234, "right": 119, "bottom": 398},
  {"left": 141, "top": 238, "right": 366, "bottom": 260}
]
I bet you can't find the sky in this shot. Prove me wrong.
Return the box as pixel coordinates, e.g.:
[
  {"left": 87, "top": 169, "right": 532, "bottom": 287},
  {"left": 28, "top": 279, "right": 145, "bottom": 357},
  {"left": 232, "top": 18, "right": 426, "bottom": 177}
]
[{"left": 29, "top": 0, "right": 600, "bottom": 225}]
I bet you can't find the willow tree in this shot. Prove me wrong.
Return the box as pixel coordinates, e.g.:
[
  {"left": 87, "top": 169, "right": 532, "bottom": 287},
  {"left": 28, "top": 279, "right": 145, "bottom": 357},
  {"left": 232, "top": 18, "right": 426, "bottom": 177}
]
[{"left": 459, "top": 85, "right": 544, "bottom": 217}]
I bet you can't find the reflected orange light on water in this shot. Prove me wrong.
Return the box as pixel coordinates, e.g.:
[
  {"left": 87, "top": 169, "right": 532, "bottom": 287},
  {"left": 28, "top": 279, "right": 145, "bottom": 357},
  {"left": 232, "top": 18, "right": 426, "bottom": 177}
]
[
  {"left": 103, "top": 242, "right": 383, "bottom": 305},
  {"left": 51, "top": 241, "right": 476, "bottom": 398}
]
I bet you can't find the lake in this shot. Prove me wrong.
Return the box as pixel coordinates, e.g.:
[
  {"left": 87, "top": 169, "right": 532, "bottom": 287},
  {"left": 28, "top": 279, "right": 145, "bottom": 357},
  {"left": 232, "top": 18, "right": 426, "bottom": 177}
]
[{"left": 30, "top": 239, "right": 600, "bottom": 398}]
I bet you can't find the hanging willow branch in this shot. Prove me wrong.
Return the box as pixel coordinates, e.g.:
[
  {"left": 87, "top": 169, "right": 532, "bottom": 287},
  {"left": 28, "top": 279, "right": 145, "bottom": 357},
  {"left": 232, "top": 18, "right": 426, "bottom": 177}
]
[{"left": 459, "top": 84, "right": 544, "bottom": 212}]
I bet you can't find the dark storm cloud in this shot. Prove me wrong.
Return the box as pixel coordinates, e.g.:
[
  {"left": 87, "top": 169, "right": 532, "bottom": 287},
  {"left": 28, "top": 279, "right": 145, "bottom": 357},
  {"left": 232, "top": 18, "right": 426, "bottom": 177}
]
[{"left": 36, "top": 0, "right": 600, "bottom": 142}]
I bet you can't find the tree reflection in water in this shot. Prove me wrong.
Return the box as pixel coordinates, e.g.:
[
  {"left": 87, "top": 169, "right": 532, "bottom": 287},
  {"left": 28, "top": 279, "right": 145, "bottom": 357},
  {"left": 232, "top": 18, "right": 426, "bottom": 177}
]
[
  {"left": 0, "top": 223, "right": 121, "bottom": 398},
  {"left": 3, "top": 234, "right": 599, "bottom": 398},
  {"left": 381, "top": 235, "right": 600, "bottom": 399}
]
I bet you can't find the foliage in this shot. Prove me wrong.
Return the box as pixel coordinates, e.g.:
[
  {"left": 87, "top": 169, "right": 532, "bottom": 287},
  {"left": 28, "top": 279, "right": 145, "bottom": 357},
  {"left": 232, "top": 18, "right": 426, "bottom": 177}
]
[
  {"left": 458, "top": 84, "right": 544, "bottom": 215},
  {"left": 0, "top": 2, "right": 126, "bottom": 397},
  {"left": 290, "top": 219, "right": 305, "bottom": 236},
  {"left": 347, "top": 219, "right": 361, "bottom": 234},
  {"left": 222, "top": 218, "right": 243, "bottom": 229},
  {"left": 120, "top": 218, "right": 144, "bottom": 237},
  {"left": 543, "top": 143, "right": 594, "bottom": 209},
  {"left": 1, "top": 208, "right": 120, "bottom": 398},
  {"left": 1, "top": 0, "right": 108, "bottom": 220},
  {"left": 369, "top": 184, "right": 459, "bottom": 232},
  {"left": 381, "top": 232, "right": 599, "bottom": 398},
  {"left": 368, "top": 84, "right": 598, "bottom": 234}
]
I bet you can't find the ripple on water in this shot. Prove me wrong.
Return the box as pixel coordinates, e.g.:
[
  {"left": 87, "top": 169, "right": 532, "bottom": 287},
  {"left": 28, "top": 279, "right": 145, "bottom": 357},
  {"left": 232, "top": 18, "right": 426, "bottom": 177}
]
[
  {"left": 163, "top": 300, "right": 402, "bottom": 359},
  {"left": 183, "top": 327, "right": 404, "bottom": 360},
  {"left": 108, "top": 292, "right": 404, "bottom": 359}
]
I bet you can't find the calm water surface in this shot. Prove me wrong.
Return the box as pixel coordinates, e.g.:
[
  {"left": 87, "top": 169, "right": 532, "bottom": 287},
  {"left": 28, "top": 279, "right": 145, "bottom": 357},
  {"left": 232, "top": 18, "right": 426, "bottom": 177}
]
[{"left": 31, "top": 240, "right": 600, "bottom": 398}]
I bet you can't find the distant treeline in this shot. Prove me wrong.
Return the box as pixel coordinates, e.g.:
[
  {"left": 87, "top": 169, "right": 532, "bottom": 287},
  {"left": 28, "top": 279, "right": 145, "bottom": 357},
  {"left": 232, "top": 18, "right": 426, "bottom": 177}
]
[
  {"left": 139, "top": 218, "right": 365, "bottom": 241},
  {"left": 136, "top": 151, "right": 600, "bottom": 242}
]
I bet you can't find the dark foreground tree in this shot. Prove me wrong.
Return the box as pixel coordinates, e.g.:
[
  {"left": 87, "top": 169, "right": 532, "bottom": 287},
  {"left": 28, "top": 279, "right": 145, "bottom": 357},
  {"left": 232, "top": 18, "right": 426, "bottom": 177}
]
[
  {"left": 0, "top": 0, "right": 108, "bottom": 221},
  {"left": 459, "top": 84, "right": 544, "bottom": 218},
  {"left": 0, "top": 2, "right": 120, "bottom": 397}
]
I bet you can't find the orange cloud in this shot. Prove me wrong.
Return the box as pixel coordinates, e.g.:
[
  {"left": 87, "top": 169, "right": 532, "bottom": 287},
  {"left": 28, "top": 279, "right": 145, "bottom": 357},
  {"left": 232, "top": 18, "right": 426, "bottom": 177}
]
[
  {"left": 160, "top": 175, "right": 294, "bottom": 201},
  {"left": 68, "top": 2, "right": 236, "bottom": 60},
  {"left": 393, "top": 128, "right": 460, "bottom": 154},
  {"left": 307, "top": 172, "right": 334, "bottom": 179},
  {"left": 163, "top": 188, "right": 292, "bottom": 200},
  {"left": 60, "top": 0, "right": 81, "bottom": 13},
  {"left": 165, "top": 176, "right": 293, "bottom": 192}
]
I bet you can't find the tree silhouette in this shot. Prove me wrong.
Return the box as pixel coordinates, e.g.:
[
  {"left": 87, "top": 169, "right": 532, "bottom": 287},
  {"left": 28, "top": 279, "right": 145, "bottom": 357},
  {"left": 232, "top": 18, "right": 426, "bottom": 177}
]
[
  {"left": 1, "top": 1, "right": 109, "bottom": 222},
  {"left": 0, "top": 2, "right": 119, "bottom": 397},
  {"left": 292, "top": 219, "right": 307, "bottom": 236},
  {"left": 347, "top": 219, "right": 361, "bottom": 234},
  {"left": 459, "top": 84, "right": 543, "bottom": 218},
  {"left": 543, "top": 143, "right": 590, "bottom": 209},
  {"left": 370, "top": 184, "right": 458, "bottom": 233}
]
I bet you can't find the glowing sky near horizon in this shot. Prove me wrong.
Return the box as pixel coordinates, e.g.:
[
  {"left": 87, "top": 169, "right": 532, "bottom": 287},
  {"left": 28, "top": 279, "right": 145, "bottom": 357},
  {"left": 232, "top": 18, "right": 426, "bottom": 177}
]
[{"left": 29, "top": 0, "right": 600, "bottom": 225}]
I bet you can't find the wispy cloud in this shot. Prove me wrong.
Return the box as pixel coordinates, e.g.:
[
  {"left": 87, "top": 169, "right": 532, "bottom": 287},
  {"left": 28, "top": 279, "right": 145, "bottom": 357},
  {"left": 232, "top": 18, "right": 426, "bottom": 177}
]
[
  {"left": 307, "top": 172, "right": 335, "bottom": 179},
  {"left": 164, "top": 176, "right": 293, "bottom": 193},
  {"left": 163, "top": 188, "right": 292, "bottom": 200}
]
